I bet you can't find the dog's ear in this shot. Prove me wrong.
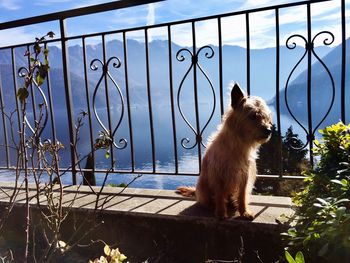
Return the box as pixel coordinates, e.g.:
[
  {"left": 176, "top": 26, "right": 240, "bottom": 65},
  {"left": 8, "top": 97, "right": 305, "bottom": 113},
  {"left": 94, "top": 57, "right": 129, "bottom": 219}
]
[{"left": 231, "top": 83, "right": 245, "bottom": 109}]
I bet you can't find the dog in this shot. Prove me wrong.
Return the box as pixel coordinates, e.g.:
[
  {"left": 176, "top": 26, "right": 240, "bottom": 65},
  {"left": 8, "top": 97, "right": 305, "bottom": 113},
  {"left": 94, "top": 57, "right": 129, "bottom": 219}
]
[{"left": 177, "top": 83, "right": 272, "bottom": 220}]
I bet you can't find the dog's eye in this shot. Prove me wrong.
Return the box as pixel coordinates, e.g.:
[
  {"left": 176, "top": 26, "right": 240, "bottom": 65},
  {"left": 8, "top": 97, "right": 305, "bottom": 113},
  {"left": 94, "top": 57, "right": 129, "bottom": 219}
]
[{"left": 249, "top": 113, "right": 257, "bottom": 121}]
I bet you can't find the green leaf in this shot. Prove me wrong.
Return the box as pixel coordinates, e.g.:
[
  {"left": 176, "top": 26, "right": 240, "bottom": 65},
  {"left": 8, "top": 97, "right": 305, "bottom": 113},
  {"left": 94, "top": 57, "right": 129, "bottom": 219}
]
[
  {"left": 331, "top": 179, "right": 347, "bottom": 186},
  {"left": 318, "top": 243, "right": 329, "bottom": 257},
  {"left": 336, "top": 206, "right": 346, "bottom": 217},
  {"left": 295, "top": 251, "right": 305, "bottom": 263},
  {"left": 340, "top": 178, "right": 349, "bottom": 186},
  {"left": 103, "top": 245, "right": 111, "bottom": 256},
  {"left": 34, "top": 42, "right": 41, "bottom": 55},
  {"left": 334, "top": 198, "right": 349, "bottom": 205},
  {"left": 17, "top": 87, "right": 29, "bottom": 101},
  {"left": 302, "top": 235, "right": 311, "bottom": 246},
  {"left": 337, "top": 169, "right": 348, "bottom": 175},
  {"left": 285, "top": 251, "right": 296, "bottom": 263},
  {"left": 313, "top": 233, "right": 320, "bottom": 239},
  {"left": 119, "top": 253, "right": 127, "bottom": 262},
  {"left": 36, "top": 74, "right": 44, "bottom": 86},
  {"left": 38, "top": 64, "right": 49, "bottom": 78},
  {"left": 287, "top": 228, "right": 297, "bottom": 237},
  {"left": 105, "top": 150, "right": 110, "bottom": 159},
  {"left": 316, "top": 198, "right": 328, "bottom": 206}
]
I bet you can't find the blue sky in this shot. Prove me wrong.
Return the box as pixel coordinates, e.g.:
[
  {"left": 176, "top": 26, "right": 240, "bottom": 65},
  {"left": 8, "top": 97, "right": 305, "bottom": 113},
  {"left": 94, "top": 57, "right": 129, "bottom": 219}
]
[{"left": 0, "top": 0, "right": 349, "bottom": 48}]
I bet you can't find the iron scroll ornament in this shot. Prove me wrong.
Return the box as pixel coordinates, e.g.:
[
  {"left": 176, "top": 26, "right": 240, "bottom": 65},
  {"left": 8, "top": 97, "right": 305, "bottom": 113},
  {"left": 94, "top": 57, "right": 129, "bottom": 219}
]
[
  {"left": 176, "top": 45, "right": 216, "bottom": 149},
  {"left": 90, "top": 57, "right": 127, "bottom": 149},
  {"left": 284, "top": 31, "right": 335, "bottom": 150},
  {"left": 18, "top": 66, "right": 49, "bottom": 142}
]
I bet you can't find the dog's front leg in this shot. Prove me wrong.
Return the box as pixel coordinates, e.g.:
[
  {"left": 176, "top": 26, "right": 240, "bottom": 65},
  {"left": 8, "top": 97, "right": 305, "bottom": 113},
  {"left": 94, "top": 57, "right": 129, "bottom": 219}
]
[
  {"left": 238, "top": 175, "right": 254, "bottom": 220},
  {"left": 214, "top": 191, "right": 228, "bottom": 219}
]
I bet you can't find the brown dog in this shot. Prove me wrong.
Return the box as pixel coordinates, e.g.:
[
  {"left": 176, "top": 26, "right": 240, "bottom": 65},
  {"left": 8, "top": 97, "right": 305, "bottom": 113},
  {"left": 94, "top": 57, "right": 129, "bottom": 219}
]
[{"left": 177, "top": 83, "right": 272, "bottom": 220}]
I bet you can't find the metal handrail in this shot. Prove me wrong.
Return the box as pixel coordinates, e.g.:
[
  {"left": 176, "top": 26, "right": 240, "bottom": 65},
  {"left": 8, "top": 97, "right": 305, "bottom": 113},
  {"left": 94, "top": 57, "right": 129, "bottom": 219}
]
[{"left": 0, "top": 0, "right": 165, "bottom": 30}]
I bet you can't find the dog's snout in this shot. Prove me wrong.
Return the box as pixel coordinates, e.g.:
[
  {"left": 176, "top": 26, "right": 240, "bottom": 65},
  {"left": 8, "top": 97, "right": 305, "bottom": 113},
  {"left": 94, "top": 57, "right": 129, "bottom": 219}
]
[{"left": 263, "top": 127, "right": 272, "bottom": 137}]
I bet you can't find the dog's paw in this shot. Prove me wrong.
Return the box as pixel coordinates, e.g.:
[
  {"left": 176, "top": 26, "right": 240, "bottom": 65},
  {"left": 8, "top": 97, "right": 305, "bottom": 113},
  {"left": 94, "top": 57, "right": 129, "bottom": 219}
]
[
  {"left": 215, "top": 209, "right": 229, "bottom": 220},
  {"left": 216, "top": 212, "right": 229, "bottom": 220},
  {"left": 240, "top": 211, "right": 254, "bottom": 221}
]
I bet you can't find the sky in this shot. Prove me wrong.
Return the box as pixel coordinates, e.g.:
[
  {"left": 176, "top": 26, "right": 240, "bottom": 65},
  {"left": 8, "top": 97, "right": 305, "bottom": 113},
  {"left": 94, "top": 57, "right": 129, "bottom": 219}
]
[{"left": 0, "top": 0, "right": 349, "bottom": 48}]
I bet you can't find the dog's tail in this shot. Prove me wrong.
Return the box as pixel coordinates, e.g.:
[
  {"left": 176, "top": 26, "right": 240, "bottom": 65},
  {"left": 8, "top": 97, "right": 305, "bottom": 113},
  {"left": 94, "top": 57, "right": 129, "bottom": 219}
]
[{"left": 176, "top": 186, "right": 196, "bottom": 198}]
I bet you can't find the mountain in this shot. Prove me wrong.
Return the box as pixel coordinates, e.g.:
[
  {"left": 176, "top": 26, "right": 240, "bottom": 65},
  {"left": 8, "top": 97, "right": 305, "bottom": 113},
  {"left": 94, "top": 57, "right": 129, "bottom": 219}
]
[
  {"left": 0, "top": 65, "right": 92, "bottom": 110},
  {"left": 0, "top": 39, "right": 334, "bottom": 169},
  {"left": 0, "top": 39, "right": 332, "bottom": 109},
  {"left": 71, "top": 39, "right": 331, "bottom": 102},
  {"left": 272, "top": 37, "right": 350, "bottom": 129}
]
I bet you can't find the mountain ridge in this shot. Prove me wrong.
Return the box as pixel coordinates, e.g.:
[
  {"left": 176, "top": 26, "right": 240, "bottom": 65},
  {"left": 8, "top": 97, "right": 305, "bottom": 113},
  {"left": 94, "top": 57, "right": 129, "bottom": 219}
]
[{"left": 271, "top": 37, "right": 350, "bottom": 128}]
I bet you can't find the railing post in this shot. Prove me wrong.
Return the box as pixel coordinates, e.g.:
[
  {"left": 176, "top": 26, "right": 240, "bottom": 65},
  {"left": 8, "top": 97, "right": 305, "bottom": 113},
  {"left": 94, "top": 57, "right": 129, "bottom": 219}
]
[
  {"left": 246, "top": 13, "right": 251, "bottom": 96},
  {"left": 217, "top": 17, "right": 224, "bottom": 117},
  {"left": 59, "top": 19, "right": 77, "bottom": 184},
  {"left": 144, "top": 29, "right": 156, "bottom": 173},
  {"left": 306, "top": 4, "right": 314, "bottom": 167},
  {"left": 341, "top": 0, "right": 347, "bottom": 123},
  {"left": 167, "top": 26, "right": 179, "bottom": 174},
  {"left": 191, "top": 22, "right": 202, "bottom": 172},
  {"left": 0, "top": 73, "right": 10, "bottom": 168},
  {"left": 275, "top": 8, "right": 283, "bottom": 177}
]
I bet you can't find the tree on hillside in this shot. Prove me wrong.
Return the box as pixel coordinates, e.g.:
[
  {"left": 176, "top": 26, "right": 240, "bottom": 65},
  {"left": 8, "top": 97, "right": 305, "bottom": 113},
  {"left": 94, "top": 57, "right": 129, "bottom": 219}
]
[
  {"left": 255, "top": 125, "right": 308, "bottom": 195},
  {"left": 256, "top": 124, "right": 282, "bottom": 175},
  {"left": 282, "top": 126, "right": 308, "bottom": 175},
  {"left": 257, "top": 125, "right": 308, "bottom": 176}
]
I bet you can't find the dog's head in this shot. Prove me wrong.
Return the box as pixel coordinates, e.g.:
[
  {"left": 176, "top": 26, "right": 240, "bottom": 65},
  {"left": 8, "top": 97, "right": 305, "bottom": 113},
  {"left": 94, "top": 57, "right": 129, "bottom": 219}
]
[{"left": 229, "top": 83, "right": 273, "bottom": 144}]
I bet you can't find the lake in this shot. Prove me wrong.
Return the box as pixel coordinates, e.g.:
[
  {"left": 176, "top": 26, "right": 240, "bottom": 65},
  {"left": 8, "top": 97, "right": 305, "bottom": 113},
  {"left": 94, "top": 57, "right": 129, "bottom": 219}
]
[{"left": 0, "top": 103, "right": 324, "bottom": 190}]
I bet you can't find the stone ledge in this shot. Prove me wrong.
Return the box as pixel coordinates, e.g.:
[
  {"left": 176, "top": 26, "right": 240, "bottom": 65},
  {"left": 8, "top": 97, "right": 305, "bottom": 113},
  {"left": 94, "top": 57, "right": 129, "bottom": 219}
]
[
  {"left": 0, "top": 182, "right": 293, "bottom": 225},
  {"left": 0, "top": 182, "right": 294, "bottom": 262}
]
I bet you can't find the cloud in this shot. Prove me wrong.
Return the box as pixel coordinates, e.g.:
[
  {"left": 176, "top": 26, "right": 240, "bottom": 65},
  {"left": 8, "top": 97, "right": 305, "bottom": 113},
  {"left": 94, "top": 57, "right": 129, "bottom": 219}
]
[
  {"left": 140, "top": 0, "right": 345, "bottom": 49},
  {"left": 107, "top": 5, "right": 149, "bottom": 28},
  {"left": 35, "top": 0, "right": 107, "bottom": 8},
  {"left": 240, "top": 0, "right": 293, "bottom": 10},
  {"left": 146, "top": 3, "right": 158, "bottom": 42},
  {"left": 0, "top": 0, "right": 21, "bottom": 10},
  {"left": 0, "top": 28, "right": 34, "bottom": 47},
  {"left": 145, "top": 0, "right": 349, "bottom": 50},
  {"left": 147, "top": 4, "right": 156, "bottom": 26},
  {"left": 2, "top": 0, "right": 347, "bottom": 51},
  {"left": 161, "top": 11, "right": 276, "bottom": 49},
  {"left": 35, "top": 0, "right": 74, "bottom": 5}
]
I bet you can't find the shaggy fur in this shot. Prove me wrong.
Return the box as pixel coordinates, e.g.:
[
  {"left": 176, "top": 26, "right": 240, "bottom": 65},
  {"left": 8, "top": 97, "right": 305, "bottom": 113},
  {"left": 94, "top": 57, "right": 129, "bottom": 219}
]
[{"left": 177, "top": 83, "right": 272, "bottom": 220}]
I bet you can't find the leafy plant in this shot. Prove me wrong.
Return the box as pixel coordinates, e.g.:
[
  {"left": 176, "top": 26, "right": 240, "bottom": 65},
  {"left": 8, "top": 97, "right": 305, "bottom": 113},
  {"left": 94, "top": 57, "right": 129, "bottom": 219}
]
[
  {"left": 89, "top": 245, "right": 127, "bottom": 263},
  {"left": 94, "top": 131, "right": 113, "bottom": 159},
  {"left": 0, "top": 32, "right": 141, "bottom": 263},
  {"left": 17, "top": 31, "right": 54, "bottom": 102},
  {"left": 283, "top": 122, "right": 350, "bottom": 262},
  {"left": 285, "top": 251, "right": 305, "bottom": 263}
]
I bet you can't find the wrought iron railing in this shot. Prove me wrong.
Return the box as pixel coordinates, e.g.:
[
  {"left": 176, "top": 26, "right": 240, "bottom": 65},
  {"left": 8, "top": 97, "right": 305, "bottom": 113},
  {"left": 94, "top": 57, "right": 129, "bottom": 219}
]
[{"left": 0, "top": 0, "right": 348, "bottom": 184}]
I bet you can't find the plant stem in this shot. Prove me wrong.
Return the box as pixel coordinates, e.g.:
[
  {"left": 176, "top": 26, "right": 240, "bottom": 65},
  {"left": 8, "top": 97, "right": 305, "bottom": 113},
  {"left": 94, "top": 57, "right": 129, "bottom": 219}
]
[{"left": 20, "top": 99, "right": 30, "bottom": 262}]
